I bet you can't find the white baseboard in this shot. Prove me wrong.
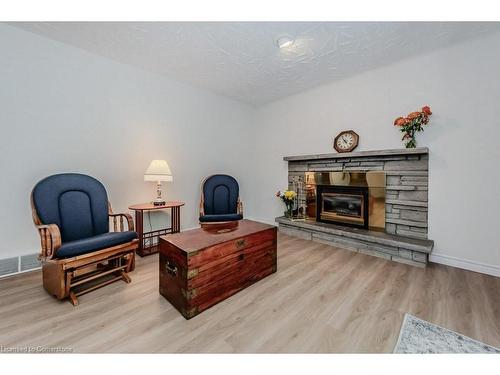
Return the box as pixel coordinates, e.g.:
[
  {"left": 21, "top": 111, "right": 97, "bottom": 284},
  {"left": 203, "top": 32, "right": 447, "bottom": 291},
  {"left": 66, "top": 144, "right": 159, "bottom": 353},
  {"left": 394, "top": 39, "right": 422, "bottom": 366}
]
[
  {"left": 430, "top": 253, "right": 500, "bottom": 277},
  {"left": 181, "top": 225, "right": 201, "bottom": 231},
  {"left": 0, "top": 266, "right": 41, "bottom": 279}
]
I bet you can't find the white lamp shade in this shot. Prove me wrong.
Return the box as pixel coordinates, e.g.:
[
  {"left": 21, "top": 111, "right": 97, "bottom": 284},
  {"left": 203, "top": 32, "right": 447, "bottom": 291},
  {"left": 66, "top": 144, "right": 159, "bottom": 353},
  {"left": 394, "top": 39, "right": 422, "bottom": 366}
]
[{"left": 144, "top": 160, "right": 173, "bottom": 182}]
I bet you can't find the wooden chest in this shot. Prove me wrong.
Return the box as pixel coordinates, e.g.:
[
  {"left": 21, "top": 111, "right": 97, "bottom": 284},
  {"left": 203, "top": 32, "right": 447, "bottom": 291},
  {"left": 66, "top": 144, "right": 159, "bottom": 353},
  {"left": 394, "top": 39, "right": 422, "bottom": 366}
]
[{"left": 159, "top": 220, "right": 277, "bottom": 319}]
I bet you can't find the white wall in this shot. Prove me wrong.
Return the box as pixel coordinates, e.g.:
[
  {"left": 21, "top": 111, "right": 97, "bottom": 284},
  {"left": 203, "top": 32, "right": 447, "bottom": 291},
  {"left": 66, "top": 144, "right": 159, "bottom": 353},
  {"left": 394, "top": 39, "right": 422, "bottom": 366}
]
[
  {"left": 251, "top": 31, "right": 500, "bottom": 276},
  {"left": 0, "top": 24, "right": 254, "bottom": 259}
]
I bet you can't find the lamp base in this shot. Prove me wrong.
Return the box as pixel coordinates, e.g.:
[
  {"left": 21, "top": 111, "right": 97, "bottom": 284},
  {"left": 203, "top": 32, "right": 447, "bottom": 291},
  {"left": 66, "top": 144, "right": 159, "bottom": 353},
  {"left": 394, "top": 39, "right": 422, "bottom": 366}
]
[
  {"left": 153, "top": 181, "right": 166, "bottom": 206},
  {"left": 153, "top": 199, "right": 166, "bottom": 206}
]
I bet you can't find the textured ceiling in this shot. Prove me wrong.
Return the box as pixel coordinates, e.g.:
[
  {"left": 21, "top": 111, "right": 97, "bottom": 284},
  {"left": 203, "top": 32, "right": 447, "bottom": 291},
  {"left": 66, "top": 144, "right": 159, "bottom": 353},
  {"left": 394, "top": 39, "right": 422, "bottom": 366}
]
[{"left": 10, "top": 22, "right": 500, "bottom": 105}]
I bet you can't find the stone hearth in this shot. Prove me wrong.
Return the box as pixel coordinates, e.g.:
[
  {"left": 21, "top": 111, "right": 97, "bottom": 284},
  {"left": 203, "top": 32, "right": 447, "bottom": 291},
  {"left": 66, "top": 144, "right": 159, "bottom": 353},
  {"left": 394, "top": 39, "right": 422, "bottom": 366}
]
[{"left": 276, "top": 147, "right": 434, "bottom": 266}]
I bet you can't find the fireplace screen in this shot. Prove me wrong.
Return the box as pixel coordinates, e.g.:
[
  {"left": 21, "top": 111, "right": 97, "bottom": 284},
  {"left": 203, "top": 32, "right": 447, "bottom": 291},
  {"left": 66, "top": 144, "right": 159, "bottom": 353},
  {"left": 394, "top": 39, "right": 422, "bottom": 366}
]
[{"left": 317, "top": 185, "right": 369, "bottom": 229}]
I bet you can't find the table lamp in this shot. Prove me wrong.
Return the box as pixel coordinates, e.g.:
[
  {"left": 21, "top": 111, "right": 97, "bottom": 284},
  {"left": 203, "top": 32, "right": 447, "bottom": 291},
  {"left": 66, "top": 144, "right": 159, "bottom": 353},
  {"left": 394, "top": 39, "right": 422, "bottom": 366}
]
[{"left": 144, "top": 160, "right": 172, "bottom": 206}]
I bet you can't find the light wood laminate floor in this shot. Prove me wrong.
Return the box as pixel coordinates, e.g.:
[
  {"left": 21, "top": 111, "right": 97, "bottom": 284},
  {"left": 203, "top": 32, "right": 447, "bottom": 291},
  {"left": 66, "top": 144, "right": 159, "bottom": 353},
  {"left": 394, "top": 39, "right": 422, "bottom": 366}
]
[{"left": 1, "top": 233, "right": 499, "bottom": 353}]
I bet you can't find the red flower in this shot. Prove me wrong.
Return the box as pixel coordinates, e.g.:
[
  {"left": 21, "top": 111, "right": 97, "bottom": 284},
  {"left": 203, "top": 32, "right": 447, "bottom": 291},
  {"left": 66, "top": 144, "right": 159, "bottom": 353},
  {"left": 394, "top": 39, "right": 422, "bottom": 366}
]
[
  {"left": 394, "top": 117, "right": 406, "bottom": 126},
  {"left": 407, "top": 111, "right": 421, "bottom": 120},
  {"left": 422, "top": 106, "right": 432, "bottom": 116},
  {"left": 275, "top": 191, "right": 281, "bottom": 197},
  {"left": 422, "top": 115, "right": 429, "bottom": 124}
]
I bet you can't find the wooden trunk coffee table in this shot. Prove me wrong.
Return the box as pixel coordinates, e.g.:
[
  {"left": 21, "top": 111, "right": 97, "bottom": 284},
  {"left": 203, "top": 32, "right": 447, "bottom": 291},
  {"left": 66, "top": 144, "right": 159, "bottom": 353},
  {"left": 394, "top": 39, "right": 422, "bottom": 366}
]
[{"left": 159, "top": 220, "right": 277, "bottom": 319}]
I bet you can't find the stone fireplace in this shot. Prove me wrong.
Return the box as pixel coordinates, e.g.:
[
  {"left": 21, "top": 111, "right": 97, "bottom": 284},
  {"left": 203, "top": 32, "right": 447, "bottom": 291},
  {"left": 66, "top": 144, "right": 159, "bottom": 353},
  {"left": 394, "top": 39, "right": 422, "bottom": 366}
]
[{"left": 276, "top": 148, "right": 434, "bottom": 267}]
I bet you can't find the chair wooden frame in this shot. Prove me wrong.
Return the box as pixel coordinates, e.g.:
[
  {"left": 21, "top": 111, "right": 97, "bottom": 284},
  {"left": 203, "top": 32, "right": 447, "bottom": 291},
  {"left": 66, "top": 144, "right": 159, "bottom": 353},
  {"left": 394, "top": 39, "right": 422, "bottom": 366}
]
[
  {"left": 199, "top": 175, "right": 243, "bottom": 229},
  {"left": 31, "top": 196, "right": 138, "bottom": 306}
]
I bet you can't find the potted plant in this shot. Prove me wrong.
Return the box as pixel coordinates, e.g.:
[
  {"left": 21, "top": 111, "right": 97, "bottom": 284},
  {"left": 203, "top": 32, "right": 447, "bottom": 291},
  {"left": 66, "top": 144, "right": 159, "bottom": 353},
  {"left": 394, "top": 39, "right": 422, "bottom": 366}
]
[
  {"left": 394, "top": 106, "right": 433, "bottom": 148},
  {"left": 276, "top": 190, "right": 297, "bottom": 219}
]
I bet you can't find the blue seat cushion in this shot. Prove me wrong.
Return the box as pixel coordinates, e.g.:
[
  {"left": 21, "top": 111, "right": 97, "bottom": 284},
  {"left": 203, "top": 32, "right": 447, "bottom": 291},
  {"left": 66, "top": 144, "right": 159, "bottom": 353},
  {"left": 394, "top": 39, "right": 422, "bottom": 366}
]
[
  {"left": 56, "top": 231, "right": 137, "bottom": 259},
  {"left": 32, "top": 173, "right": 109, "bottom": 242},
  {"left": 199, "top": 214, "right": 243, "bottom": 223}
]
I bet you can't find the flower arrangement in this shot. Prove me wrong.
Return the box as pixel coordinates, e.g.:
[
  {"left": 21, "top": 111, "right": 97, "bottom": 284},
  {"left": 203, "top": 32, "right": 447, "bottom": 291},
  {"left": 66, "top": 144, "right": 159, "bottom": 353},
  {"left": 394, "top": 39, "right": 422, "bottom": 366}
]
[
  {"left": 276, "top": 190, "right": 297, "bottom": 218},
  {"left": 394, "top": 106, "right": 432, "bottom": 148}
]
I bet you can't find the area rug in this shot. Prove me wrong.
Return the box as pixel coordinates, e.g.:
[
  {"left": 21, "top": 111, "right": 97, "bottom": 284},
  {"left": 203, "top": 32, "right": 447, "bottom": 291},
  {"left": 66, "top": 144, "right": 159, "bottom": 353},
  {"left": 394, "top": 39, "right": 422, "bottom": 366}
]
[{"left": 394, "top": 314, "right": 500, "bottom": 353}]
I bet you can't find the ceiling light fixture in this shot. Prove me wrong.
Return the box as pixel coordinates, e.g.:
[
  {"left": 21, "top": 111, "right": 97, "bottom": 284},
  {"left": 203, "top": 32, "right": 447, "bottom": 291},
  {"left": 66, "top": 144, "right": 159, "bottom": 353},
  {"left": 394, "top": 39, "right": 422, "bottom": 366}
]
[{"left": 276, "top": 36, "right": 294, "bottom": 49}]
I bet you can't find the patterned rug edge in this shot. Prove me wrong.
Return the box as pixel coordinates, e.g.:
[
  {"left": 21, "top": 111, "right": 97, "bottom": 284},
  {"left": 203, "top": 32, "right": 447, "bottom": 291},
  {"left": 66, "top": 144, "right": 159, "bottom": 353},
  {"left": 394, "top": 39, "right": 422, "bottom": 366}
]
[
  {"left": 393, "top": 313, "right": 411, "bottom": 353},
  {"left": 394, "top": 313, "right": 500, "bottom": 354}
]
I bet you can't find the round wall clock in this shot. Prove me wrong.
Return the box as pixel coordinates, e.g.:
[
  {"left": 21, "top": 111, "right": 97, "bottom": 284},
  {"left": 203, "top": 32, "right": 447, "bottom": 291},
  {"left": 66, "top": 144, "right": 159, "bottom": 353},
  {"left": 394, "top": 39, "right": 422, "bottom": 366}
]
[{"left": 334, "top": 130, "right": 359, "bottom": 153}]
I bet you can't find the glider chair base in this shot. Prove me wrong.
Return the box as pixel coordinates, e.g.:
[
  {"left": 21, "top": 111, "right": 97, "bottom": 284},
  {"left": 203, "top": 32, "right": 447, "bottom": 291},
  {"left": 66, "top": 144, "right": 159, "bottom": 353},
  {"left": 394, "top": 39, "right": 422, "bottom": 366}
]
[{"left": 42, "top": 240, "right": 137, "bottom": 306}]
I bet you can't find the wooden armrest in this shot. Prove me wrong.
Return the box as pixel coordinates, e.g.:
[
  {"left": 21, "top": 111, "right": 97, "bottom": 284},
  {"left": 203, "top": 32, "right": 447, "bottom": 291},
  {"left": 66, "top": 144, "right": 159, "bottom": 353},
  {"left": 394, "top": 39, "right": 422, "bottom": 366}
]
[
  {"left": 238, "top": 200, "right": 243, "bottom": 215},
  {"left": 109, "top": 212, "right": 135, "bottom": 232},
  {"left": 36, "top": 224, "right": 61, "bottom": 261},
  {"left": 200, "top": 201, "right": 205, "bottom": 216}
]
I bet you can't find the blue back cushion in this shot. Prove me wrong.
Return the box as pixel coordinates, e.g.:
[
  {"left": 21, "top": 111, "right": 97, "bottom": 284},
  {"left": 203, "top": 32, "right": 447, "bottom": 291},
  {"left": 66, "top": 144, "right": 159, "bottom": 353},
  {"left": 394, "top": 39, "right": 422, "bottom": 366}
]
[
  {"left": 32, "top": 173, "right": 109, "bottom": 242},
  {"left": 203, "top": 175, "right": 239, "bottom": 215}
]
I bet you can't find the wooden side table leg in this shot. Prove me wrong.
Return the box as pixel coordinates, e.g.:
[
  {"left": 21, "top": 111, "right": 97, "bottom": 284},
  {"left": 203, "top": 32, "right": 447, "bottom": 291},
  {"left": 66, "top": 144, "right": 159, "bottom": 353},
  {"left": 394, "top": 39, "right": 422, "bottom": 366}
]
[
  {"left": 135, "top": 210, "right": 145, "bottom": 257},
  {"left": 171, "top": 207, "right": 175, "bottom": 233},
  {"left": 172, "top": 206, "right": 180, "bottom": 233},
  {"left": 177, "top": 206, "right": 181, "bottom": 232},
  {"left": 178, "top": 206, "right": 181, "bottom": 232},
  {"left": 177, "top": 206, "right": 180, "bottom": 232}
]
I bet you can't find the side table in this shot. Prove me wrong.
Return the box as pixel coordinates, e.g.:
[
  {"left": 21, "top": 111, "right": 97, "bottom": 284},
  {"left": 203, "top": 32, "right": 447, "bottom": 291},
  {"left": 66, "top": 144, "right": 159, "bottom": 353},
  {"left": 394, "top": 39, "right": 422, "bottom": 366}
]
[{"left": 129, "top": 201, "right": 185, "bottom": 257}]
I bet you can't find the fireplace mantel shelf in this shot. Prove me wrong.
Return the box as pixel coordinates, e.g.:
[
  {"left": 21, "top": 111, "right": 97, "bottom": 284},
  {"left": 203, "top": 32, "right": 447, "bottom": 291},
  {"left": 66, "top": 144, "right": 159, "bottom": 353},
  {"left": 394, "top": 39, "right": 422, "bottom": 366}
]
[{"left": 283, "top": 147, "right": 429, "bottom": 162}]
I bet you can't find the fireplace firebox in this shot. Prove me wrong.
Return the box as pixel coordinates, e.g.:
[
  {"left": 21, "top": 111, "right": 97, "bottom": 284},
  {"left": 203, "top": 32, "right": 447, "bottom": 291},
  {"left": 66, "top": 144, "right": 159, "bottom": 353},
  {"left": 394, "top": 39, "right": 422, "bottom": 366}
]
[{"left": 316, "top": 185, "right": 369, "bottom": 229}]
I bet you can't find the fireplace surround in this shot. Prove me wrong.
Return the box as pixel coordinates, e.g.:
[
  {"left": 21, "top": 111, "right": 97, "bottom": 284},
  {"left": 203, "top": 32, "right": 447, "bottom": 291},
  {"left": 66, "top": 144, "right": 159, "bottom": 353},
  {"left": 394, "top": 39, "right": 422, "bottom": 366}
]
[
  {"left": 306, "top": 171, "right": 386, "bottom": 230},
  {"left": 276, "top": 148, "right": 434, "bottom": 267}
]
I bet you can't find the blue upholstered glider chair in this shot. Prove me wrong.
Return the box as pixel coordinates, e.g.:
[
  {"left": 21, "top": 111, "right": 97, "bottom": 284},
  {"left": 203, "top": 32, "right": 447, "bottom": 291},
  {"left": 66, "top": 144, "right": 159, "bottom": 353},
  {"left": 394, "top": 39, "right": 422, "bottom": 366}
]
[
  {"left": 199, "top": 174, "right": 243, "bottom": 227},
  {"left": 31, "top": 173, "right": 138, "bottom": 305}
]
